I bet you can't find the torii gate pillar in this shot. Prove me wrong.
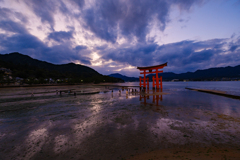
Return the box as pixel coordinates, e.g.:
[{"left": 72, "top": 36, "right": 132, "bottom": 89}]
[{"left": 137, "top": 62, "right": 167, "bottom": 90}]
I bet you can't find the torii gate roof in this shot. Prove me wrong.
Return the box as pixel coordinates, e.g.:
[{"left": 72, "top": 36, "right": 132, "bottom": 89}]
[{"left": 137, "top": 62, "right": 167, "bottom": 70}]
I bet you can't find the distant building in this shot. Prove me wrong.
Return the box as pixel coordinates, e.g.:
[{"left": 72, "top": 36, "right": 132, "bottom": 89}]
[
  {"left": 0, "top": 68, "right": 12, "bottom": 75},
  {"left": 15, "top": 77, "right": 24, "bottom": 85},
  {"left": 171, "top": 79, "right": 179, "bottom": 82},
  {"left": 16, "top": 77, "right": 23, "bottom": 81}
]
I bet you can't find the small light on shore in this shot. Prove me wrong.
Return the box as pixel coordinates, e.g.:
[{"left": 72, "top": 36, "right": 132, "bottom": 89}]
[{"left": 81, "top": 80, "right": 83, "bottom": 82}]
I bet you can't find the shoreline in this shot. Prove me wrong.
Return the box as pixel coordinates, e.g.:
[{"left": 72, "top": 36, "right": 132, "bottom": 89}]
[
  {"left": 1, "top": 80, "right": 240, "bottom": 89},
  {"left": 0, "top": 83, "right": 89, "bottom": 88},
  {"left": 0, "top": 82, "right": 126, "bottom": 89}
]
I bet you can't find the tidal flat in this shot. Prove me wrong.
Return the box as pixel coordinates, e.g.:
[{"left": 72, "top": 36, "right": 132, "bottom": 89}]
[{"left": 0, "top": 82, "right": 240, "bottom": 160}]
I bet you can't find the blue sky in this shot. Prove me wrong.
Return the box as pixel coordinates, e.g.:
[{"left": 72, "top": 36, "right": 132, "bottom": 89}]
[{"left": 0, "top": 0, "right": 240, "bottom": 77}]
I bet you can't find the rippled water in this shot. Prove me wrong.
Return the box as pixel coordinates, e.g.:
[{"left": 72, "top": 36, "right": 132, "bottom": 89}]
[{"left": 0, "top": 82, "right": 240, "bottom": 160}]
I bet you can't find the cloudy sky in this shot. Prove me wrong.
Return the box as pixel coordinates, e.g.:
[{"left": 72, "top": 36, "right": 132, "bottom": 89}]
[{"left": 0, "top": 0, "right": 240, "bottom": 77}]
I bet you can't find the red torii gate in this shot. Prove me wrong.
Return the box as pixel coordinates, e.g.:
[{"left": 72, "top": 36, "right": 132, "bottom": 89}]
[{"left": 137, "top": 62, "right": 167, "bottom": 89}]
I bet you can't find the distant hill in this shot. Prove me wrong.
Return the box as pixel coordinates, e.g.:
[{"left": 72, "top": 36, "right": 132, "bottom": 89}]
[
  {"left": 109, "top": 65, "right": 240, "bottom": 82},
  {"left": 147, "top": 65, "right": 240, "bottom": 81},
  {"left": 108, "top": 73, "right": 139, "bottom": 82},
  {"left": 0, "top": 52, "right": 123, "bottom": 83}
]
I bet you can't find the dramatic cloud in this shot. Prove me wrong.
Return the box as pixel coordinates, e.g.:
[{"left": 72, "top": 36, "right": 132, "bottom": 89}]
[
  {"left": 0, "top": 0, "right": 239, "bottom": 77},
  {"left": 24, "top": 0, "right": 57, "bottom": 29},
  {"left": 71, "top": 0, "right": 85, "bottom": 9},
  {"left": 48, "top": 31, "right": 74, "bottom": 42},
  {"left": 0, "top": 31, "right": 91, "bottom": 65},
  {"left": 0, "top": 20, "right": 28, "bottom": 34},
  {"left": 99, "top": 37, "right": 240, "bottom": 75},
  {"left": 0, "top": 7, "right": 28, "bottom": 22},
  {"left": 81, "top": 0, "right": 204, "bottom": 43}
]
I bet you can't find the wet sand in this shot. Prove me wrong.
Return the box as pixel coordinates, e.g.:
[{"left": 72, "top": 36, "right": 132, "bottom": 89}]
[
  {"left": 1, "top": 84, "right": 240, "bottom": 160},
  {"left": 128, "top": 147, "right": 240, "bottom": 160}
]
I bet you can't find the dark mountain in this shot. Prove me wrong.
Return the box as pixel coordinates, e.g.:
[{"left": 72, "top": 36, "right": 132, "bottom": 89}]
[
  {"left": 108, "top": 73, "right": 139, "bottom": 82},
  {"left": 147, "top": 65, "right": 240, "bottom": 81},
  {"left": 0, "top": 52, "right": 98, "bottom": 77},
  {"left": 0, "top": 52, "right": 123, "bottom": 83}
]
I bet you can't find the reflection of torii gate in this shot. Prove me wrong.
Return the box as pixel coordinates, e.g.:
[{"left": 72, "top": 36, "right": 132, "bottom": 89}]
[
  {"left": 140, "top": 93, "right": 163, "bottom": 106},
  {"left": 137, "top": 62, "right": 167, "bottom": 89}
]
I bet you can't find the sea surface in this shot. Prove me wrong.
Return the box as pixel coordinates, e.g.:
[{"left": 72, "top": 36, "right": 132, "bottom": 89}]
[
  {"left": 117, "top": 81, "right": 240, "bottom": 96},
  {"left": 0, "top": 81, "right": 240, "bottom": 160}
]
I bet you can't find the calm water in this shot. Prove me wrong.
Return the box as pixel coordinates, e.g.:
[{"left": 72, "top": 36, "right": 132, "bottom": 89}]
[
  {"left": 0, "top": 82, "right": 240, "bottom": 160},
  {"left": 118, "top": 81, "right": 240, "bottom": 96}
]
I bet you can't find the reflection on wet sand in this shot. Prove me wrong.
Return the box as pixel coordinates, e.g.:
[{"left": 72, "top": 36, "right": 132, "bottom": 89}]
[
  {"left": 138, "top": 88, "right": 171, "bottom": 116},
  {"left": 139, "top": 89, "right": 163, "bottom": 106}
]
